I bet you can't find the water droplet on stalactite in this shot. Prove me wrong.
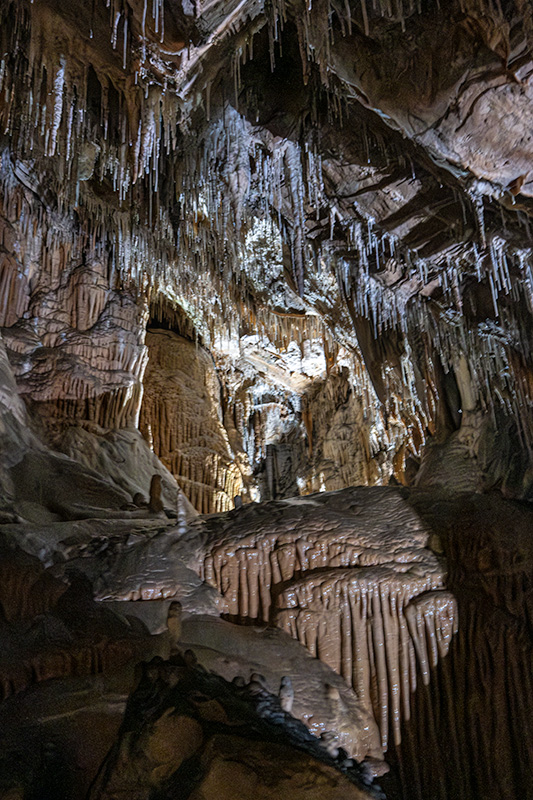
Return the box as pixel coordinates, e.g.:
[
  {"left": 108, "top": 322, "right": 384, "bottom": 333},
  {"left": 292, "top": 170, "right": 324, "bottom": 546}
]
[
  {"left": 233, "top": 48, "right": 242, "bottom": 107},
  {"left": 470, "top": 191, "right": 487, "bottom": 249}
]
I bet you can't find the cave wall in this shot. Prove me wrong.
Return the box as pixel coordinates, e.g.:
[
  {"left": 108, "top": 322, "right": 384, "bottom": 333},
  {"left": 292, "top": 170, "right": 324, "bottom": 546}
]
[
  {"left": 0, "top": 155, "right": 148, "bottom": 437},
  {"left": 381, "top": 493, "right": 533, "bottom": 800},
  {"left": 140, "top": 328, "right": 245, "bottom": 513}
]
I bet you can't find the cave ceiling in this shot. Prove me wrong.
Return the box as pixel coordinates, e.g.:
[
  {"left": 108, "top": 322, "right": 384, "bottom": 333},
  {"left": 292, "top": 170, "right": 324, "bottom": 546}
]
[{"left": 1, "top": 0, "right": 533, "bottom": 502}]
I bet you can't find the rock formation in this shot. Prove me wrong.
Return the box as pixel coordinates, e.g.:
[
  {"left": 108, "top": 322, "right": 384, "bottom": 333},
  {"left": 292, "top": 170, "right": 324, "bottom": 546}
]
[
  {"left": 197, "top": 487, "right": 457, "bottom": 748},
  {"left": 0, "top": 0, "right": 533, "bottom": 797},
  {"left": 88, "top": 655, "right": 378, "bottom": 800},
  {"left": 140, "top": 328, "right": 245, "bottom": 512}
]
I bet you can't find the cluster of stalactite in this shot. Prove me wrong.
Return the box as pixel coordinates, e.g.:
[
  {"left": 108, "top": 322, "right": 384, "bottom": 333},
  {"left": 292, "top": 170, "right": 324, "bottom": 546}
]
[
  {"left": 383, "top": 603, "right": 533, "bottom": 800},
  {"left": 380, "top": 493, "right": 533, "bottom": 800},
  {"left": 0, "top": 167, "right": 149, "bottom": 437},
  {"left": 201, "top": 487, "right": 457, "bottom": 749},
  {"left": 0, "top": 632, "right": 148, "bottom": 704},
  {"left": 0, "top": 544, "right": 66, "bottom": 623},
  {"left": 1, "top": 0, "right": 532, "bottom": 492},
  {"left": 275, "top": 570, "right": 457, "bottom": 749},
  {"left": 301, "top": 365, "right": 404, "bottom": 490},
  {"left": 139, "top": 302, "right": 402, "bottom": 508},
  {"left": 0, "top": 0, "right": 532, "bottom": 504},
  {"left": 139, "top": 329, "right": 244, "bottom": 513},
  {"left": 216, "top": 336, "right": 403, "bottom": 501}
]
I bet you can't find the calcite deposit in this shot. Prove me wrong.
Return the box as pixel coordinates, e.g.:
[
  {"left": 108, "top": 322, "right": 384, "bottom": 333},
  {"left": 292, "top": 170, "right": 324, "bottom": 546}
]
[
  {"left": 1, "top": 0, "right": 533, "bottom": 798},
  {"left": 197, "top": 487, "right": 456, "bottom": 748},
  {"left": 140, "top": 328, "right": 244, "bottom": 513},
  {"left": 276, "top": 571, "right": 457, "bottom": 747}
]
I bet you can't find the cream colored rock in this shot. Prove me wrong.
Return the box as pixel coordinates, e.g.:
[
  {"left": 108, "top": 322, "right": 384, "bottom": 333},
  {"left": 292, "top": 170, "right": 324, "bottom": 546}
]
[
  {"left": 275, "top": 567, "right": 457, "bottom": 749},
  {"left": 199, "top": 487, "right": 456, "bottom": 749},
  {"left": 179, "top": 615, "right": 382, "bottom": 762},
  {"left": 139, "top": 330, "right": 245, "bottom": 514},
  {"left": 202, "top": 487, "right": 439, "bottom": 621},
  {"left": 58, "top": 425, "right": 196, "bottom": 517}
]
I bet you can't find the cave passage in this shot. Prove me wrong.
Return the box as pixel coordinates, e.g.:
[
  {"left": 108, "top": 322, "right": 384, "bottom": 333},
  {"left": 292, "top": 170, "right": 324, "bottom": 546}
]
[{"left": 1, "top": 0, "right": 533, "bottom": 798}]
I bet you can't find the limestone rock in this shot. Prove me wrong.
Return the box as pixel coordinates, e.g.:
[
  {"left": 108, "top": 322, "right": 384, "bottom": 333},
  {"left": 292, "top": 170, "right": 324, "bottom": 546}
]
[{"left": 89, "top": 658, "right": 377, "bottom": 800}]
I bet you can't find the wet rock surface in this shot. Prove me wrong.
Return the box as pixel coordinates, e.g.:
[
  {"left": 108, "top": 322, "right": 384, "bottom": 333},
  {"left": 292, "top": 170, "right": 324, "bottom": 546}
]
[
  {"left": 88, "top": 654, "right": 379, "bottom": 800},
  {"left": 0, "top": 487, "right": 531, "bottom": 799},
  {"left": 0, "top": 543, "right": 160, "bottom": 702},
  {"left": 179, "top": 615, "right": 382, "bottom": 761}
]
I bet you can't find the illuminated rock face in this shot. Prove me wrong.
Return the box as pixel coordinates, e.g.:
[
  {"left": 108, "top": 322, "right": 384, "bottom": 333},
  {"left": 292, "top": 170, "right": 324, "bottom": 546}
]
[
  {"left": 1, "top": 1, "right": 533, "bottom": 798},
  {"left": 0, "top": 488, "right": 532, "bottom": 800},
  {"left": 276, "top": 573, "right": 456, "bottom": 749},
  {"left": 178, "top": 615, "right": 383, "bottom": 762},
  {"left": 0, "top": 183, "right": 148, "bottom": 437},
  {"left": 140, "top": 329, "right": 244, "bottom": 513},
  {"left": 200, "top": 487, "right": 457, "bottom": 749}
]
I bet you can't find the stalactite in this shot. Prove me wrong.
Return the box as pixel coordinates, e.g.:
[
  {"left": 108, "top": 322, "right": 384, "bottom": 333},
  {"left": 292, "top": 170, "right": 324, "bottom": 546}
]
[
  {"left": 201, "top": 487, "right": 456, "bottom": 749},
  {"left": 275, "top": 569, "right": 456, "bottom": 749},
  {"left": 139, "top": 329, "right": 245, "bottom": 513},
  {"left": 0, "top": 0, "right": 532, "bottom": 507}
]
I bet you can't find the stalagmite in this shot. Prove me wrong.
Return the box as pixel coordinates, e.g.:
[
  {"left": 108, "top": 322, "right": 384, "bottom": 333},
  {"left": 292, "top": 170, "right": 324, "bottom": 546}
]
[
  {"left": 148, "top": 474, "right": 164, "bottom": 513},
  {"left": 279, "top": 676, "right": 294, "bottom": 713},
  {"left": 167, "top": 601, "right": 183, "bottom": 655}
]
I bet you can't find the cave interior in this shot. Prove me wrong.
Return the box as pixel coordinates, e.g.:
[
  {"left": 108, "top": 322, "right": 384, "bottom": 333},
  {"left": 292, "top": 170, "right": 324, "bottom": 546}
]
[{"left": 0, "top": 0, "right": 533, "bottom": 798}]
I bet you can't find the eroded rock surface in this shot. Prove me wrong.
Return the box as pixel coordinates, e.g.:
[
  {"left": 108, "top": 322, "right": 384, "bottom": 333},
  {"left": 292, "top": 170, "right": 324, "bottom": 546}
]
[
  {"left": 3, "top": 485, "right": 456, "bottom": 759},
  {"left": 88, "top": 655, "right": 379, "bottom": 800},
  {"left": 2, "top": 0, "right": 533, "bottom": 510},
  {"left": 0, "top": 330, "right": 191, "bottom": 523},
  {"left": 382, "top": 492, "right": 533, "bottom": 800},
  {"left": 0, "top": 479, "right": 532, "bottom": 800}
]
